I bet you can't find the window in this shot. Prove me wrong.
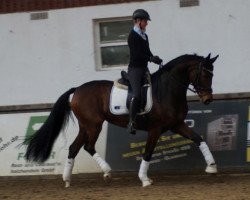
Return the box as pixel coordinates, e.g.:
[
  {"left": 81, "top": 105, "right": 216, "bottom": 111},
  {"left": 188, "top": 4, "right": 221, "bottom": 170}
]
[
  {"left": 30, "top": 12, "right": 48, "bottom": 20},
  {"left": 180, "top": 0, "right": 199, "bottom": 7},
  {"left": 94, "top": 18, "right": 133, "bottom": 70}
]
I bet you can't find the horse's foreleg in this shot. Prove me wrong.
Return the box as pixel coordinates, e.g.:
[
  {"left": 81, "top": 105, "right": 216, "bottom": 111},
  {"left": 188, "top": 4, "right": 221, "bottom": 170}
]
[
  {"left": 84, "top": 125, "right": 111, "bottom": 180},
  {"left": 63, "top": 127, "right": 86, "bottom": 187},
  {"left": 172, "top": 122, "right": 217, "bottom": 174},
  {"left": 139, "top": 129, "right": 161, "bottom": 187},
  {"left": 199, "top": 141, "right": 217, "bottom": 173}
]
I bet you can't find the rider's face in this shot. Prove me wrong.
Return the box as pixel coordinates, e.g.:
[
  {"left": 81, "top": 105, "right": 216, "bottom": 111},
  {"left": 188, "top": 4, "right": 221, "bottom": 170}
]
[
  {"left": 139, "top": 19, "right": 148, "bottom": 31},
  {"left": 135, "top": 19, "right": 148, "bottom": 31}
]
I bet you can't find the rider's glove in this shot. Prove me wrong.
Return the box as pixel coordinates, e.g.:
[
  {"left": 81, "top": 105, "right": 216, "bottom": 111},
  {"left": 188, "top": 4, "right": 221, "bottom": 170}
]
[{"left": 150, "top": 56, "right": 163, "bottom": 65}]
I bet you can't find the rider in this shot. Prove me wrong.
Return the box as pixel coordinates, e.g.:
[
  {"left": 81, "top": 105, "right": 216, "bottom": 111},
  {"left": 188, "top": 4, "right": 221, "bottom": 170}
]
[{"left": 127, "top": 9, "right": 163, "bottom": 135}]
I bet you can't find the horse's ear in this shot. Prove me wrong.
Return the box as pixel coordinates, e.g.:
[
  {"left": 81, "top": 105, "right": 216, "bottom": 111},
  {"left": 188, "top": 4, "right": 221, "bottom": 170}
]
[
  {"left": 210, "top": 55, "right": 219, "bottom": 63},
  {"left": 206, "top": 53, "right": 211, "bottom": 60}
]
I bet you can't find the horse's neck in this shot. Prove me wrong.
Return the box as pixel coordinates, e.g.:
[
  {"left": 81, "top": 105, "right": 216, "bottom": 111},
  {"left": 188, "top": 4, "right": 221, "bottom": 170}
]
[{"left": 158, "top": 66, "right": 190, "bottom": 103}]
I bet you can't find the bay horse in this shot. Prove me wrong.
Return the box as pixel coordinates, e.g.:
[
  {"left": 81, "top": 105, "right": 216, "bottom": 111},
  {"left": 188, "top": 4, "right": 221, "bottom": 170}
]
[{"left": 24, "top": 53, "right": 219, "bottom": 187}]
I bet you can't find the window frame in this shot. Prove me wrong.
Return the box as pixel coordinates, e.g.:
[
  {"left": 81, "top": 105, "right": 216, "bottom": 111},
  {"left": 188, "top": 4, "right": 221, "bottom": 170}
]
[{"left": 93, "top": 17, "right": 132, "bottom": 71}]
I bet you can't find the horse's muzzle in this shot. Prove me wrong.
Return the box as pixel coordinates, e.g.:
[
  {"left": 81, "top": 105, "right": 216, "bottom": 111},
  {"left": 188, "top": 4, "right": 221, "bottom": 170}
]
[{"left": 199, "top": 93, "right": 213, "bottom": 105}]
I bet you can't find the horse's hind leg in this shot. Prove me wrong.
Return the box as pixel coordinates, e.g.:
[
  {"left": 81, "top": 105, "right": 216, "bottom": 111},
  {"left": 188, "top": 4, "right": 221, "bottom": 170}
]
[
  {"left": 84, "top": 124, "right": 112, "bottom": 180},
  {"left": 63, "top": 125, "right": 87, "bottom": 187},
  {"left": 171, "top": 122, "right": 217, "bottom": 173}
]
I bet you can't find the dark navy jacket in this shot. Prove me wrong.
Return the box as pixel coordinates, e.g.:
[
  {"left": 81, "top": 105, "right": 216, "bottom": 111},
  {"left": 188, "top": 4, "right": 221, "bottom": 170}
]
[{"left": 128, "top": 30, "right": 153, "bottom": 69}]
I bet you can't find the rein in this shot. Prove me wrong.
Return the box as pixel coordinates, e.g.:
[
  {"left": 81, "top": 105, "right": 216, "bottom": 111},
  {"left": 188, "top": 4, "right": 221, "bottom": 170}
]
[
  {"left": 156, "top": 63, "right": 163, "bottom": 102},
  {"left": 169, "top": 72, "right": 197, "bottom": 93}
]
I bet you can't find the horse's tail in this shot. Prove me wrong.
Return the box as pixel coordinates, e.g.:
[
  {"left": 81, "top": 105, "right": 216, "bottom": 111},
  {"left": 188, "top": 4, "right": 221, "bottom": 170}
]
[{"left": 24, "top": 87, "right": 76, "bottom": 163}]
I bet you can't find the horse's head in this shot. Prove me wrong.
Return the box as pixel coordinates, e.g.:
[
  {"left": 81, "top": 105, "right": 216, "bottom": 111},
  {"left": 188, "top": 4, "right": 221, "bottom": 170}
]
[{"left": 189, "top": 53, "right": 219, "bottom": 105}]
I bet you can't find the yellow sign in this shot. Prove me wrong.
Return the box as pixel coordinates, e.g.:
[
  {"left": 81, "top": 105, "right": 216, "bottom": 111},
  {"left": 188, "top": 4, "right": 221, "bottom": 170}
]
[
  {"left": 247, "top": 148, "right": 250, "bottom": 162},
  {"left": 248, "top": 106, "right": 250, "bottom": 121}
]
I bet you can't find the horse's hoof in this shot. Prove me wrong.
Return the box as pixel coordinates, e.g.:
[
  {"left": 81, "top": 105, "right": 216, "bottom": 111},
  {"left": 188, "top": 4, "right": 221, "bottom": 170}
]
[
  {"left": 205, "top": 164, "right": 218, "bottom": 174},
  {"left": 65, "top": 181, "right": 71, "bottom": 188},
  {"left": 103, "top": 172, "right": 112, "bottom": 183},
  {"left": 142, "top": 178, "right": 153, "bottom": 187}
]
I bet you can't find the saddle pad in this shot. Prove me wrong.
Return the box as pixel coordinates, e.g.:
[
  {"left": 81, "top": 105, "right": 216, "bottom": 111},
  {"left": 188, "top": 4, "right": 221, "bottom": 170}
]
[{"left": 109, "top": 84, "right": 153, "bottom": 115}]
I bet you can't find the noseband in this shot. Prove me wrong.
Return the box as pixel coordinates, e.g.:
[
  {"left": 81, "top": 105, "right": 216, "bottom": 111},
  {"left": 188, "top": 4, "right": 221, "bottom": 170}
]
[{"left": 191, "top": 62, "right": 213, "bottom": 94}]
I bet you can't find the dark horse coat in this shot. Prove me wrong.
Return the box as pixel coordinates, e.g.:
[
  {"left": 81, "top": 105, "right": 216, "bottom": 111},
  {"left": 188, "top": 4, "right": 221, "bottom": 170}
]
[{"left": 24, "top": 53, "right": 219, "bottom": 186}]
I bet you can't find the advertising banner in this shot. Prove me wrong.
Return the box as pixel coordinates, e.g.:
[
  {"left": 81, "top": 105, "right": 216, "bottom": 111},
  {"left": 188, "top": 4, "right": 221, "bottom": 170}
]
[
  {"left": 0, "top": 112, "right": 106, "bottom": 176},
  {"left": 106, "top": 99, "right": 250, "bottom": 172}
]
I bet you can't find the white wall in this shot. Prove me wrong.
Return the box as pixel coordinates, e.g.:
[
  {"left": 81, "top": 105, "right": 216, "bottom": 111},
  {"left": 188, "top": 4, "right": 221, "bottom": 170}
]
[{"left": 0, "top": 0, "right": 250, "bottom": 105}]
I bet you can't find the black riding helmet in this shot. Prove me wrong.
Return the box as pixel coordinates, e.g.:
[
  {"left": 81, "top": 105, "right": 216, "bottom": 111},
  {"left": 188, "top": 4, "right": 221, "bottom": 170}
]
[{"left": 132, "top": 9, "right": 151, "bottom": 21}]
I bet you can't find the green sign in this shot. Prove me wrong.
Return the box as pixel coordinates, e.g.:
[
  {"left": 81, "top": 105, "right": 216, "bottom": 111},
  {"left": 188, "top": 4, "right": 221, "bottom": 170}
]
[{"left": 25, "top": 116, "right": 48, "bottom": 140}]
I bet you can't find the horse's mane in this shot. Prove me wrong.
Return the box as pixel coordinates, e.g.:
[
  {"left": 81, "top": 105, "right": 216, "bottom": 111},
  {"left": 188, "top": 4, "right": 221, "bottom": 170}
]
[{"left": 152, "top": 54, "right": 204, "bottom": 78}]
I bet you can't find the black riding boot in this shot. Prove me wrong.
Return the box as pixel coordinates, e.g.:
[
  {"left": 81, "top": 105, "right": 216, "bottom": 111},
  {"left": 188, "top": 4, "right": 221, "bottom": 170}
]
[{"left": 127, "top": 97, "right": 139, "bottom": 135}]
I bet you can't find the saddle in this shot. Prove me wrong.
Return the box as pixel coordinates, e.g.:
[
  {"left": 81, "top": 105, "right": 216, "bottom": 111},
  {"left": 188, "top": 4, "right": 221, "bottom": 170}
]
[
  {"left": 117, "top": 71, "right": 130, "bottom": 88},
  {"left": 111, "top": 71, "right": 152, "bottom": 115}
]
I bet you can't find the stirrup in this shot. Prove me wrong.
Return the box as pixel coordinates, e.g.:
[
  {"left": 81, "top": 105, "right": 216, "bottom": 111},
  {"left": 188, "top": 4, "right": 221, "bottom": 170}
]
[{"left": 127, "top": 122, "right": 136, "bottom": 135}]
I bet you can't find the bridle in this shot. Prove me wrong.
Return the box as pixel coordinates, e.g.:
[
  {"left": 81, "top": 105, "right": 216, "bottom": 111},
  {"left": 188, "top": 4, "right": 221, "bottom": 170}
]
[
  {"left": 190, "top": 61, "right": 213, "bottom": 94},
  {"left": 156, "top": 60, "right": 213, "bottom": 103},
  {"left": 160, "top": 61, "right": 213, "bottom": 94}
]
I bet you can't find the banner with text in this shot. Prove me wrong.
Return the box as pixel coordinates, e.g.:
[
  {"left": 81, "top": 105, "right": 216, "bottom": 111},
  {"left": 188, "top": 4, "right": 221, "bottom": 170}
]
[
  {"left": 106, "top": 99, "right": 250, "bottom": 171},
  {"left": 0, "top": 112, "right": 105, "bottom": 176}
]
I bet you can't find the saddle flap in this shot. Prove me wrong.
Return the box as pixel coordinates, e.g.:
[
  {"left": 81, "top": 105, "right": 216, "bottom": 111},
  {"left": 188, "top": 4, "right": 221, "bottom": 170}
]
[
  {"left": 112, "top": 71, "right": 152, "bottom": 114},
  {"left": 110, "top": 84, "right": 153, "bottom": 115}
]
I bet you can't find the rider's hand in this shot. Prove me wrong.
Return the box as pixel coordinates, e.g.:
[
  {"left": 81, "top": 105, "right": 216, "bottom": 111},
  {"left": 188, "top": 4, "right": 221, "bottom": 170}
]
[{"left": 150, "top": 56, "right": 163, "bottom": 65}]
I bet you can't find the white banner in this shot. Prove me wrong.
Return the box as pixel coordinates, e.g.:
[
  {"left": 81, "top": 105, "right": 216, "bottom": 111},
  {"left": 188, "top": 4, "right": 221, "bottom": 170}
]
[{"left": 0, "top": 112, "right": 107, "bottom": 176}]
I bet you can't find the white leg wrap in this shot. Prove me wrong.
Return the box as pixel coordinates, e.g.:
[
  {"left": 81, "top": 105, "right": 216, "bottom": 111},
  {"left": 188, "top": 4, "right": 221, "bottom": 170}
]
[
  {"left": 93, "top": 153, "right": 111, "bottom": 174},
  {"left": 63, "top": 158, "right": 74, "bottom": 182},
  {"left": 138, "top": 159, "right": 153, "bottom": 187},
  {"left": 199, "top": 142, "right": 215, "bottom": 165}
]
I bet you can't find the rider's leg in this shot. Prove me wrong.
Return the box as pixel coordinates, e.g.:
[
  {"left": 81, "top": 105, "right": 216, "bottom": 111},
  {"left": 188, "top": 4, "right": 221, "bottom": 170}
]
[
  {"left": 128, "top": 97, "right": 139, "bottom": 134},
  {"left": 127, "top": 67, "right": 145, "bottom": 134}
]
